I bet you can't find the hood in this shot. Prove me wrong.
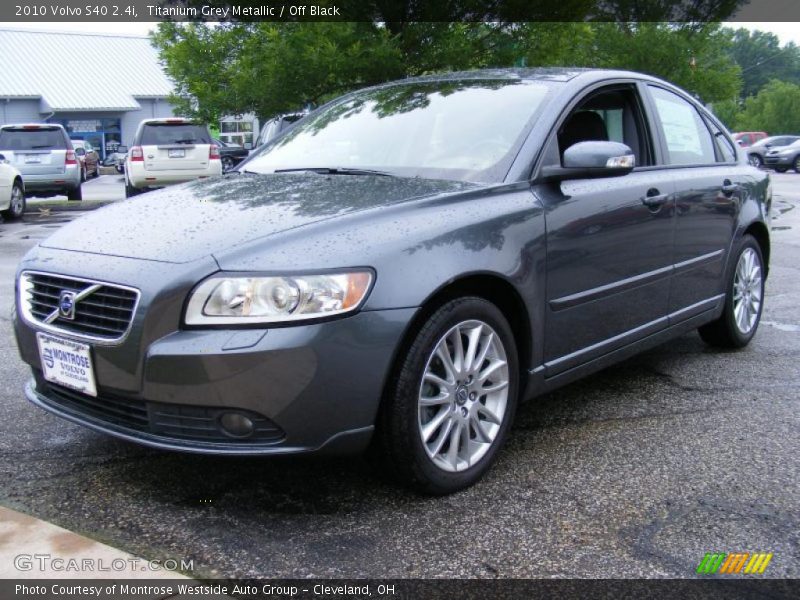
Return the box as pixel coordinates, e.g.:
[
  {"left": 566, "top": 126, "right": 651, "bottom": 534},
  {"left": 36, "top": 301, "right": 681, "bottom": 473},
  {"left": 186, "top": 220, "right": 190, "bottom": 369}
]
[{"left": 40, "top": 173, "right": 480, "bottom": 263}]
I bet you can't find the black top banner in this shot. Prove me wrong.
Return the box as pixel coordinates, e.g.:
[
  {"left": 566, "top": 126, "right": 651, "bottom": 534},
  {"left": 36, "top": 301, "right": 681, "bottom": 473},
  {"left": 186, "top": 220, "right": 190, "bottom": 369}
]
[{"left": 3, "top": 0, "right": 800, "bottom": 23}]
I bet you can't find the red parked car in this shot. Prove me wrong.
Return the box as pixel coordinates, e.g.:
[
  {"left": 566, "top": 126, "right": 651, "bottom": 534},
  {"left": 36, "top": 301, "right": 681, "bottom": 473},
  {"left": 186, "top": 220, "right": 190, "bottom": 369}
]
[{"left": 732, "top": 131, "right": 768, "bottom": 147}]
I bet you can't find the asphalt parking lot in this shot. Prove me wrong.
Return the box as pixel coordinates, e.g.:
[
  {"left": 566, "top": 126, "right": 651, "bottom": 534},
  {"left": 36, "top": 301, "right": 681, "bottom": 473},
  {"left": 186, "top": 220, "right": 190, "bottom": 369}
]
[{"left": 0, "top": 173, "right": 798, "bottom": 579}]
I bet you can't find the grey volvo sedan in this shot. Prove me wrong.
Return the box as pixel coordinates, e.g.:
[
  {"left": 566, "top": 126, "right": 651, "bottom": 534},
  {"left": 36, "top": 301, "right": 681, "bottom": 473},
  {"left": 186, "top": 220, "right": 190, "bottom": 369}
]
[{"left": 14, "top": 69, "right": 770, "bottom": 494}]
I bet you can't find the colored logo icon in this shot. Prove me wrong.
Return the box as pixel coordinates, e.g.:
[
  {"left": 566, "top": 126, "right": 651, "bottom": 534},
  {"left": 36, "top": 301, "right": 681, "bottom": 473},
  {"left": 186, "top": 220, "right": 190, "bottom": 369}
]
[{"left": 696, "top": 552, "right": 773, "bottom": 575}]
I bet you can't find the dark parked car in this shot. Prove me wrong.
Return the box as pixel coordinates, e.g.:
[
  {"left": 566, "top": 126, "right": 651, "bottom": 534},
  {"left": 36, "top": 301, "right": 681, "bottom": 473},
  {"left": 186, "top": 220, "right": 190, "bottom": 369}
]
[
  {"left": 71, "top": 140, "right": 101, "bottom": 180},
  {"left": 14, "top": 69, "right": 770, "bottom": 494},
  {"left": 763, "top": 139, "right": 800, "bottom": 173},
  {"left": 745, "top": 135, "right": 800, "bottom": 168},
  {"left": 213, "top": 138, "right": 249, "bottom": 172}
]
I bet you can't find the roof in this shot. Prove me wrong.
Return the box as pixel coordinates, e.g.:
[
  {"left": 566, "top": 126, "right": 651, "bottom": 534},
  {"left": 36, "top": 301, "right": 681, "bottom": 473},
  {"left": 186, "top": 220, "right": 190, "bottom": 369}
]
[{"left": 0, "top": 29, "right": 174, "bottom": 112}]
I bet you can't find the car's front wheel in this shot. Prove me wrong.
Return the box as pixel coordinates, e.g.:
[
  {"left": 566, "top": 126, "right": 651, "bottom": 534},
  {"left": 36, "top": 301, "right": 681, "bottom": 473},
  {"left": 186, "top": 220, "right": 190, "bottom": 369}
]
[
  {"left": 794, "top": 156, "right": 800, "bottom": 173},
  {"left": 699, "top": 234, "right": 764, "bottom": 348},
  {"left": 748, "top": 154, "right": 763, "bottom": 168},
  {"left": 374, "top": 297, "right": 518, "bottom": 494}
]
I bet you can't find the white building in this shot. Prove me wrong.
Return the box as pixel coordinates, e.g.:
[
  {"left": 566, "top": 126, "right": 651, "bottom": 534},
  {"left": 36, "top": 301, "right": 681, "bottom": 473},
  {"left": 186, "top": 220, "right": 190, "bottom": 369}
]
[{"left": 0, "top": 28, "right": 176, "bottom": 159}]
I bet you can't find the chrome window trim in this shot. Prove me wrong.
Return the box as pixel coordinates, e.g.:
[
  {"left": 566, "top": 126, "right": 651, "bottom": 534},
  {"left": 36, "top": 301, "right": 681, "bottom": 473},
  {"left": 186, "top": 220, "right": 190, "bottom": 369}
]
[{"left": 18, "top": 270, "right": 141, "bottom": 346}]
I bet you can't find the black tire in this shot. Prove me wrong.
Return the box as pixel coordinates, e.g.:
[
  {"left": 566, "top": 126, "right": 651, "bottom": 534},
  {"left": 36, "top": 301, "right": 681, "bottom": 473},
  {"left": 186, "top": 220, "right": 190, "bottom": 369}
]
[
  {"left": 67, "top": 185, "right": 82, "bottom": 201},
  {"left": 774, "top": 166, "right": 788, "bottom": 173},
  {"left": 794, "top": 156, "right": 800, "bottom": 173},
  {"left": 698, "top": 234, "right": 765, "bottom": 348},
  {"left": 2, "top": 180, "right": 25, "bottom": 220},
  {"left": 372, "top": 297, "right": 519, "bottom": 494},
  {"left": 80, "top": 166, "right": 86, "bottom": 182},
  {"left": 125, "top": 181, "right": 141, "bottom": 198},
  {"left": 94, "top": 163, "right": 102, "bottom": 178},
  {"left": 748, "top": 154, "right": 763, "bottom": 168}
]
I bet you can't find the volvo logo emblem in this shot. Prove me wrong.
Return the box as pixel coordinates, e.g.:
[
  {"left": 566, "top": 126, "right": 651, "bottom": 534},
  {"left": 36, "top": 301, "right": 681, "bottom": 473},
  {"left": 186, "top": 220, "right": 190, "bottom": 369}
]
[
  {"left": 58, "top": 291, "right": 77, "bottom": 320},
  {"left": 455, "top": 386, "right": 468, "bottom": 405}
]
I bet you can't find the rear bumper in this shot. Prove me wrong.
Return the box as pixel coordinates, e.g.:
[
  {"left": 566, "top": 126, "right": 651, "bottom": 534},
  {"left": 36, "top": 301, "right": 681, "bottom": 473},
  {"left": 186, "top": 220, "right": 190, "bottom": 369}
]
[
  {"left": 22, "top": 169, "right": 81, "bottom": 191},
  {"left": 127, "top": 162, "right": 223, "bottom": 188}
]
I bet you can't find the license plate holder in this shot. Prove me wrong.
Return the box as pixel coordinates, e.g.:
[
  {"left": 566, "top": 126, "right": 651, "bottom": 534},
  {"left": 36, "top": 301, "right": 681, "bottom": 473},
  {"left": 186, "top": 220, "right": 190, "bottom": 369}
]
[
  {"left": 168, "top": 148, "right": 185, "bottom": 158},
  {"left": 24, "top": 155, "right": 41, "bottom": 164},
  {"left": 36, "top": 332, "right": 97, "bottom": 397}
]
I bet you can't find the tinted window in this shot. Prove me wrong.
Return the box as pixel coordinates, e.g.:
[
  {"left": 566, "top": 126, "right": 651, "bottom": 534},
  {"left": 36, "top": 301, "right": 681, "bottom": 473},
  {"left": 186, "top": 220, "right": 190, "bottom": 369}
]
[
  {"left": 140, "top": 123, "right": 211, "bottom": 145},
  {"left": 706, "top": 121, "right": 736, "bottom": 163},
  {"left": 650, "top": 87, "right": 716, "bottom": 165},
  {"left": 0, "top": 127, "right": 66, "bottom": 150},
  {"left": 246, "top": 80, "right": 552, "bottom": 182}
]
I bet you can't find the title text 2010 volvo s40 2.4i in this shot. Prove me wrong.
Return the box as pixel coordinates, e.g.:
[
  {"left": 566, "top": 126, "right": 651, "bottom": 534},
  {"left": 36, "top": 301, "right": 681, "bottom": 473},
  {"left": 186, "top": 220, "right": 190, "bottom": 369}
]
[{"left": 14, "top": 69, "right": 770, "bottom": 494}]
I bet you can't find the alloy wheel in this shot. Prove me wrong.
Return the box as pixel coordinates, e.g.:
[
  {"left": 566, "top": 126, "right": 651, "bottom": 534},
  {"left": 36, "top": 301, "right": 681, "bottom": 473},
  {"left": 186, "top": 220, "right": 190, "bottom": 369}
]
[
  {"left": 9, "top": 185, "right": 24, "bottom": 217},
  {"left": 417, "top": 319, "right": 509, "bottom": 472},
  {"left": 733, "top": 247, "right": 762, "bottom": 335}
]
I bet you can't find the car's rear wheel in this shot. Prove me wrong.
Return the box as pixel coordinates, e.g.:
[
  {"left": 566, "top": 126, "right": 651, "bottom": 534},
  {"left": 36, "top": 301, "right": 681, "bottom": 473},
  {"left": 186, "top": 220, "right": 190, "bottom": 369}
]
[
  {"left": 794, "top": 156, "right": 800, "bottom": 173},
  {"left": 80, "top": 166, "right": 86, "bottom": 182},
  {"left": 699, "top": 234, "right": 764, "bottom": 348},
  {"left": 373, "top": 297, "right": 518, "bottom": 494},
  {"left": 94, "top": 163, "right": 102, "bottom": 178},
  {"left": 3, "top": 180, "right": 25, "bottom": 220},
  {"left": 125, "top": 180, "right": 141, "bottom": 198},
  {"left": 67, "top": 185, "right": 82, "bottom": 201},
  {"left": 748, "top": 154, "right": 763, "bottom": 168}
]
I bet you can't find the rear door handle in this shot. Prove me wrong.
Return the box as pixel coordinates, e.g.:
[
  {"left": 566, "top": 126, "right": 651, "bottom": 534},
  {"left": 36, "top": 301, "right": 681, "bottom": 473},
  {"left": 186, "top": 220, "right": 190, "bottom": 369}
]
[{"left": 641, "top": 189, "right": 669, "bottom": 208}]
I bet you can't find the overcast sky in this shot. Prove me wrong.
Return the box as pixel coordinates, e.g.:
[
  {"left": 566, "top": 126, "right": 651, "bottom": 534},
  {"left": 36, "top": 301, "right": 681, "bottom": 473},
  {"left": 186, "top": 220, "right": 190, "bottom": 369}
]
[{"left": 1, "top": 20, "right": 799, "bottom": 46}]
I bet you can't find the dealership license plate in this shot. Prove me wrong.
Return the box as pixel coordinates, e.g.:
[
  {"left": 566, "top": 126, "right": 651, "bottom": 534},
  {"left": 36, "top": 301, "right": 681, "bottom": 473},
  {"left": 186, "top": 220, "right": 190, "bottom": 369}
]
[
  {"left": 36, "top": 332, "right": 97, "bottom": 397},
  {"left": 168, "top": 148, "right": 185, "bottom": 158},
  {"left": 24, "top": 155, "right": 41, "bottom": 164}
]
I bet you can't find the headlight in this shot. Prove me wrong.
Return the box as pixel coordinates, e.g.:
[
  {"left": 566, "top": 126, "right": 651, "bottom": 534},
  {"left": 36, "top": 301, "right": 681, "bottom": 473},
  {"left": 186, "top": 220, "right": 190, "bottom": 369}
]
[{"left": 185, "top": 271, "right": 373, "bottom": 325}]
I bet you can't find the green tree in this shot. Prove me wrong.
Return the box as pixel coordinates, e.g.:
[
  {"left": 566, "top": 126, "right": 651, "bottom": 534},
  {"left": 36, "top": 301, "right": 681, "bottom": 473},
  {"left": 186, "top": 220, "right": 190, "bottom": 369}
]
[
  {"left": 725, "top": 28, "right": 800, "bottom": 98},
  {"left": 735, "top": 79, "right": 800, "bottom": 134}
]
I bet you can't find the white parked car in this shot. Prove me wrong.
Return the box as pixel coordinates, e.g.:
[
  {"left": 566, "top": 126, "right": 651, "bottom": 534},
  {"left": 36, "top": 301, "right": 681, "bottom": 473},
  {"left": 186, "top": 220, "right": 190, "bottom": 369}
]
[
  {"left": 0, "top": 153, "right": 25, "bottom": 220},
  {"left": 124, "top": 118, "right": 222, "bottom": 197}
]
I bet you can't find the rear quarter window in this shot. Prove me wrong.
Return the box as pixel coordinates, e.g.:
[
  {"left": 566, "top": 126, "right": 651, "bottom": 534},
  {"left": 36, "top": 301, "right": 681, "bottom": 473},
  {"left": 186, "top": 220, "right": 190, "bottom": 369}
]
[
  {"left": 0, "top": 128, "right": 67, "bottom": 150},
  {"left": 140, "top": 124, "right": 211, "bottom": 145}
]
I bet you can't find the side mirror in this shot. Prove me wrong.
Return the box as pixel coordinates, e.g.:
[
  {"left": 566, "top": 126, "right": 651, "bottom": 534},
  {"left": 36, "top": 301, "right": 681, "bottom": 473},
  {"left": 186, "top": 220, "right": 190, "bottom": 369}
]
[
  {"left": 0, "top": 153, "right": 6, "bottom": 162},
  {"left": 540, "top": 141, "right": 635, "bottom": 181}
]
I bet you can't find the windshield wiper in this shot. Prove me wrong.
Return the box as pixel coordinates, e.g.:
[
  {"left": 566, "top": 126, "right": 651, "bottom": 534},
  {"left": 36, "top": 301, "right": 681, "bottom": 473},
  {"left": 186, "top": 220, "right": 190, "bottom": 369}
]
[{"left": 274, "top": 167, "right": 394, "bottom": 177}]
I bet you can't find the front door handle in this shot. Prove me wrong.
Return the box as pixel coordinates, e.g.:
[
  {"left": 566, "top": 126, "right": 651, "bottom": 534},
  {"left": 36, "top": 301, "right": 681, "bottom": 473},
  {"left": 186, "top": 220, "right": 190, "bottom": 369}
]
[
  {"left": 641, "top": 188, "right": 669, "bottom": 208},
  {"left": 722, "top": 179, "right": 738, "bottom": 195}
]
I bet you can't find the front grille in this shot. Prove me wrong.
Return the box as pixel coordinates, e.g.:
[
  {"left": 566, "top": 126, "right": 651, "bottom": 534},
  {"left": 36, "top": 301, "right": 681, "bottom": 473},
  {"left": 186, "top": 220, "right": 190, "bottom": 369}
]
[
  {"left": 34, "top": 375, "right": 285, "bottom": 446},
  {"left": 20, "top": 272, "right": 139, "bottom": 342}
]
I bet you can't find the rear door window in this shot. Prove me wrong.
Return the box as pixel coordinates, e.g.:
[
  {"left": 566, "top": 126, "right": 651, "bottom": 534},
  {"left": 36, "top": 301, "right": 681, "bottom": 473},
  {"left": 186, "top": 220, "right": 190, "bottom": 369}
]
[
  {"left": 648, "top": 86, "right": 717, "bottom": 165},
  {"left": 140, "top": 123, "right": 211, "bottom": 146},
  {"left": 0, "top": 127, "right": 66, "bottom": 150}
]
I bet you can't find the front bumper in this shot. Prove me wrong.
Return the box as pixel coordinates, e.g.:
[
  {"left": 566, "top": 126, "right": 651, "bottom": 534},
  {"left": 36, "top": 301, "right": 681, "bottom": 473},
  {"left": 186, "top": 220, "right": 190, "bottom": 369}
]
[
  {"left": 15, "top": 253, "right": 416, "bottom": 455},
  {"left": 764, "top": 155, "right": 794, "bottom": 167}
]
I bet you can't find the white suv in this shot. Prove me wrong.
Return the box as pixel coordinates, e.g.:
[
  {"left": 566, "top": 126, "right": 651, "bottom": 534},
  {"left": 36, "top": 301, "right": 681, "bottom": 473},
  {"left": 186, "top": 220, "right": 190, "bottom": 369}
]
[{"left": 125, "top": 118, "right": 222, "bottom": 197}]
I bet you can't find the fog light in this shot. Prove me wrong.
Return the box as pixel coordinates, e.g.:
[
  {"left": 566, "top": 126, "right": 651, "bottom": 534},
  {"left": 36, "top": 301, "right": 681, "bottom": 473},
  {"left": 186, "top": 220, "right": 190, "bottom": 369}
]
[{"left": 219, "top": 412, "right": 255, "bottom": 437}]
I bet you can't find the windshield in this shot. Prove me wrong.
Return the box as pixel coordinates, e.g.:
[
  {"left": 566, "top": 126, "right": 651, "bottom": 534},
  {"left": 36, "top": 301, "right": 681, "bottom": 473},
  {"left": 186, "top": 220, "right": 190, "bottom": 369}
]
[
  {"left": 244, "top": 80, "right": 552, "bottom": 182},
  {"left": 0, "top": 127, "right": 66, "bottom": 150},
  {"left": 140, "top": 123, "right": 211, "bottom": 145}
]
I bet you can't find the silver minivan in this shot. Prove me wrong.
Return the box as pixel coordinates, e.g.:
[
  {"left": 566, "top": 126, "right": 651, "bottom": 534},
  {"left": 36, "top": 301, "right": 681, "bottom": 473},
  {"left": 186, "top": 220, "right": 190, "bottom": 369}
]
[{"left": 0, "top": 124, "right": 82, "bottom": 200}]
